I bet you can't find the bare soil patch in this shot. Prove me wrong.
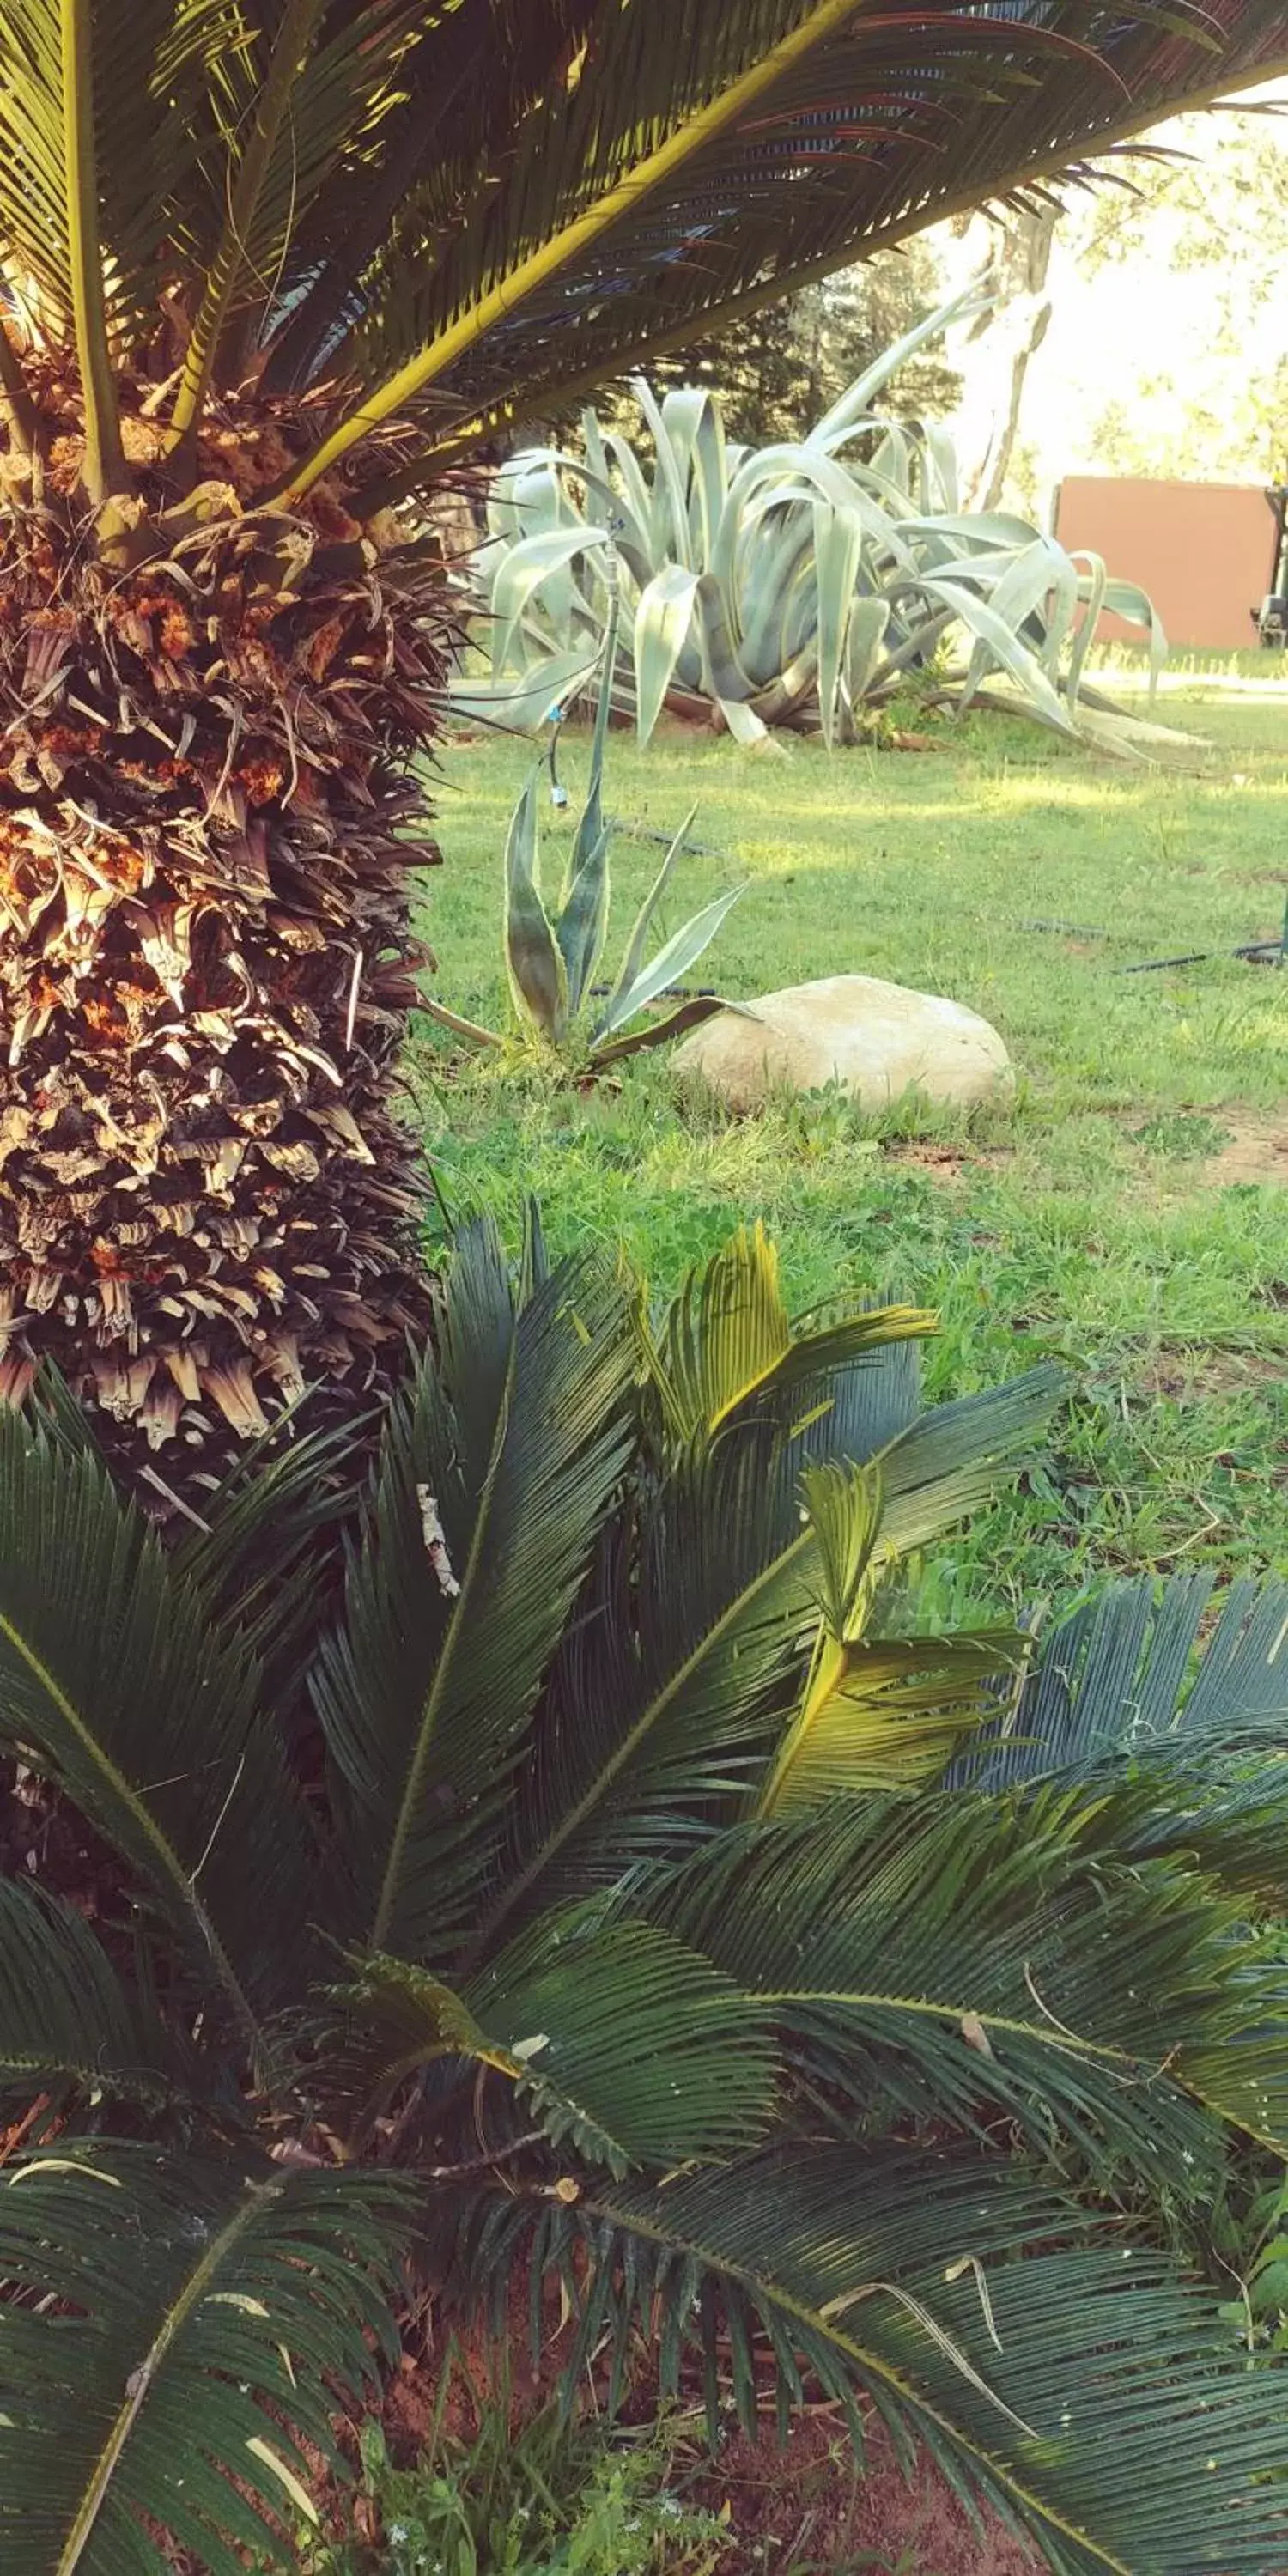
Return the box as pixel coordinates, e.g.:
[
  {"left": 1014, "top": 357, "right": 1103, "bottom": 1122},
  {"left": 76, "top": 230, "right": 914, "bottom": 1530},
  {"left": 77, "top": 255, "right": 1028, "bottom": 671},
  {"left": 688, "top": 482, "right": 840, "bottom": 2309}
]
[
  {"left": 1136, "top": 1342, "right": 1284, "bottom": 1401},
  {"left": 884, "top": 1144, "right": 971, "bottom": 1184},
  {"left": 1201, "top": 1118, "right": 1288, "bottom": 1189},
  {"left": 692, "top": 2413, "right": 1040, "bottom": 2575}
]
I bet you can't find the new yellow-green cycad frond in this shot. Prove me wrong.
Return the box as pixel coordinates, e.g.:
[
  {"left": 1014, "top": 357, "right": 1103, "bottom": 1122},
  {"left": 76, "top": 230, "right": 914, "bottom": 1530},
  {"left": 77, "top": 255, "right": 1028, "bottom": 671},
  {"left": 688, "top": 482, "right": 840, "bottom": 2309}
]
[
  {"left": 758, "top": 1459, "right": 1029, "bottom": 1814},
  {"left": 652, "top": 1225, "right": 937, "bottom": 1449}
]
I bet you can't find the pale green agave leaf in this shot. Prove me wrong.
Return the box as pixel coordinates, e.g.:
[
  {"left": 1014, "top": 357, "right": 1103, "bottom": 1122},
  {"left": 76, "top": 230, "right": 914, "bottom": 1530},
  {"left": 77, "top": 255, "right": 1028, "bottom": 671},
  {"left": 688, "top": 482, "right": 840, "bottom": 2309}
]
[
  {"left": 594, "top": 885, "right": 745, "bottom": 1042},
  {"left": 1102, "top": 574, "right": 1169, "bottom": 698},
  {"left": 813, "top": 501, "right": 866, "bottom": 749},
  {"left": 843, "top": 597, "right": 892, "bottom": 716},
  {"left": 920, "top": 576, "right": 1077, "bottom": 734},
  {"left": 491, "top": 526, "right": 616, "bottom": 672},
  {"left": 602, "top": 805, "right": 697, "bottom": 1034},
  {"left": 448, "top": 647, "right": 601, "bottom": 735},
  {"left": 635, "top": 563, "right": 701, "bottom": 744},
  {"left": 504, "top": 770, "right": 568, "bottom": 1042},
  {"left": 806, "top": 282, "right": 991, "bottom": 448}
]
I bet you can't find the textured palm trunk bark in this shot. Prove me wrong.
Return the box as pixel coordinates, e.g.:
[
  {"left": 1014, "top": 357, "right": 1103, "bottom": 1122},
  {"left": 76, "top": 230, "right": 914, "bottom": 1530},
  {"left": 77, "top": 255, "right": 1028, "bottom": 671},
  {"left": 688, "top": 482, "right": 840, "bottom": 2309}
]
[{"left": 0, "top": 411, "right": 447, "bottom": 1498}]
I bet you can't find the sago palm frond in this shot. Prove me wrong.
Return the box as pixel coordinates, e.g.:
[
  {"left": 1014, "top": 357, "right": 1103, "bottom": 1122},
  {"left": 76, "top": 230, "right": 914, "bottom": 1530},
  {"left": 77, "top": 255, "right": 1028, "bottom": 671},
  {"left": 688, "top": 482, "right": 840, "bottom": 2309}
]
[
  {"left": 0, "top": 1407, "right": 315, "bottom": 2046},
  {"left": 453, "top": 2151, "right": 1288, "bottom": 2576},
  {"left": 967, "top": 1571, "right": 1288, "bottom": 1788},
  {"left": 0, "top": 0, "right": 1279, "bottom": 1479},
  {"left": 4, "top": 1235, "right": 1288, "bottom": 2573},
  {"left": 0, "top": 1, "right": 1283, "bottom": 507},
  {"left": 0, "top": 1877, "right": 186, "bottom": 2111},
  {"left": 313, "top": 1224, "right": 639, "bottom": 1959},
  {"left": 0, "top": 2145, "right": 408, "bottom": 2576}
]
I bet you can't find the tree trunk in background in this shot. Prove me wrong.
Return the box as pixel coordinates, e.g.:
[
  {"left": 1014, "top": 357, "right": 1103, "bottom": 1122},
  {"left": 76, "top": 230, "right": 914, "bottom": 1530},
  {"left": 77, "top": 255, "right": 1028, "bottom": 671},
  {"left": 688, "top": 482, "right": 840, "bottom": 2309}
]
[
  {"left": 0, "top": 392, "right": 449, "bottom": 1504},
  {"left": 951, "top": 207, "right": 1057, "bottom": 513}
]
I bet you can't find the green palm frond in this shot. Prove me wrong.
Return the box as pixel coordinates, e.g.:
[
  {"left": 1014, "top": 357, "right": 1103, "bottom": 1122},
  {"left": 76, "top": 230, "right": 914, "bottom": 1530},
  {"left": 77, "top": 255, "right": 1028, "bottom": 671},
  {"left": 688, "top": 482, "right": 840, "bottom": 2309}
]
[
  {"left": 942, "top": 1574, "right": 1288, "bottom": 1918},
  {"left": 646, "top": 1224, "right": 936, "bottom": 1445},
  {"left": 0, "top": 2, "right": 1285, "bottom": 508},
  {"left": 168, "top": 0, "right": 433, "bottom": 445},
  {"left": 313, "top": 1223, "right": 637, "bottom": 1959},
  {"left": 750, "top": 1456, "right": 1029, "bottom": 1808},
  {"left": 0, "top": 0, "right": 220, "bottom": 332},
  {"left": 644, "top": 1792, "right": 1288, "bottom": 2160},
  {"left": 478, "top": 1422, "right": 829, "bottom": 1943},
  {"left": 330, "top": 1909, "right": 779, "bottom": 2174},
  {"left": 270, "top": 0, "right": 1288, "bottom": 501},
  {"left": 969, "top": 1572, "right": 1288, "bottom": 1789},
  {"left": 0, "top": 1410, "right": 314, "bottom": 2045},
  {"left": 760, "top": 1624, "right": 1029, "bottom": 1809},
  {"left": 454, "top": 2148, "right": 1288, "bottom": 2575},
  {"left": 0, "top": 1879, "right": 185, "bottom": 2111},
  {"left": 874, "top": 1367, "right": 1068, "bottom": 1554},
  {"left": 0, "top": 2143, "right": 408, "bottom": 2576},
  {"left": 170, "top": 1411, "right": 359, "bottom": 1721}
]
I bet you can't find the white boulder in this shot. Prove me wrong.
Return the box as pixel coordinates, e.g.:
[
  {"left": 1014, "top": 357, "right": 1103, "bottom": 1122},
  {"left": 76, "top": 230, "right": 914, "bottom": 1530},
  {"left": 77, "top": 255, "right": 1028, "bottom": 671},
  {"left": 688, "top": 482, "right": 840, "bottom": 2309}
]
[{"left": 671, "top": 974, "right": 1013, "bottom": 1115}]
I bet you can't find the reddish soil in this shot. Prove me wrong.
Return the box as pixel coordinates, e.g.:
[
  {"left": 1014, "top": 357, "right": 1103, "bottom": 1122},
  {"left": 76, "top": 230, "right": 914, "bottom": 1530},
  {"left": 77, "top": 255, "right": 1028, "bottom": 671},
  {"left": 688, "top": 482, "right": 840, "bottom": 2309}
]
[
  {"left": 688, "top": 2413, "right": 1040, "bottom": 2575},
  {"left": 373, "top": 2308, "right": 1038, "bottom": 2576}
]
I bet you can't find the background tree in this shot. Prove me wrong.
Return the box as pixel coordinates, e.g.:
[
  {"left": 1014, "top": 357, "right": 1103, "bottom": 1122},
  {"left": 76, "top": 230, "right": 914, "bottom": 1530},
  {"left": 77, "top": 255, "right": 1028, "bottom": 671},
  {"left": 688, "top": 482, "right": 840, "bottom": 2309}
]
[
  {"left": 1073, "top": 103, "right": 1288, "bottom": 479},
  {"left": 945, "top": 204, "right": 1058, "bottom": 510},
  {"left": 934, "top": 95, "right": 1288, "bottom": 511},
  {"left": 557, "top": 244, "right": 960, "bottom": 452}
]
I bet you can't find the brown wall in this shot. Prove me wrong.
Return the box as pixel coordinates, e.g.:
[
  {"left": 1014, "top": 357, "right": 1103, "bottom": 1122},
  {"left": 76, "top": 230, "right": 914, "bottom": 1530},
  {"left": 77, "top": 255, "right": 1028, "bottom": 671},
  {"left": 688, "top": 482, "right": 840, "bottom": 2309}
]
[{"left": 1053, "top": 476, "right": 1275, "bottom": 651}]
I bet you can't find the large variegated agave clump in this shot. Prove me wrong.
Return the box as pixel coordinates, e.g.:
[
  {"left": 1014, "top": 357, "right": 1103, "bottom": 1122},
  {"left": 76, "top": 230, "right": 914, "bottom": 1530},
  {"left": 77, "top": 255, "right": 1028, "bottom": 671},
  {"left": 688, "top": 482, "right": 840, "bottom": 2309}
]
[{"left": 468, "top": 293, "right": 1180, "bottom": 756}]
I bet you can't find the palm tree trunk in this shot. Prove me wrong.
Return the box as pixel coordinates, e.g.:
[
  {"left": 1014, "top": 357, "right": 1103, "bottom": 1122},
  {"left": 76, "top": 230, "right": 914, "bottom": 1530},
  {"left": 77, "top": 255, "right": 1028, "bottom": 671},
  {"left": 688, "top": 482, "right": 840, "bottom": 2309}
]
[{"left": 0, "top": 417, "right": 447, "bottom": 1499}]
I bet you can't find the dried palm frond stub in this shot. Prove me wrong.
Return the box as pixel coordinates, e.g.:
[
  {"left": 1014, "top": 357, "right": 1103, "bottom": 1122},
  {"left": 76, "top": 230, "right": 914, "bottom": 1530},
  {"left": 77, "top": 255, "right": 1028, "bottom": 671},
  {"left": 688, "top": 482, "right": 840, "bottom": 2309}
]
[{"left": 0, "top": 396, "right": 451, "bottom": 1493}]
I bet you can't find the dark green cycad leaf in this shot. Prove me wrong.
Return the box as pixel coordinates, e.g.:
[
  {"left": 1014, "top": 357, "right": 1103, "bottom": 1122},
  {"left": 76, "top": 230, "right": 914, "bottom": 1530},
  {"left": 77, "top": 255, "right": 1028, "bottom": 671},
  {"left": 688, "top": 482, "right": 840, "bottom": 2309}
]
[
  {"left": 483, "top": 1418, "right": 826, "bottom": 1943},
  {"left": 314, "top": 1222, "right": 637, "bottom": 1959},
  {"left": 645, "top": 1791, "right": 1288, "bottom": 2164},
  {"left": 172, "top": 1409, "right": 361, "bottom": 1731},
  {"left": 459, "top": 2149, "right": 1288, "bottom": 2575},
  {"left": 0, "top": 1411, "right": 315, "bottom": 2044},
  {"left": 964, "top": 1573, "right": 1288, "bottom": 1790},
  {"left": 874, "top": 1366, "right": 1069, "bottom": 1558},
  {"left": 0, "top": 1879, "right": 185, "bottom": 2113},
  {"left": 465, "top": 1904, "right": 778, "bottom": 2172},
  {"left": 330, "top": 1909, "right": 777, "bottom": 2177},
  {"left": 0, "top": 2143, "right": 407, "bottom": 2576}
]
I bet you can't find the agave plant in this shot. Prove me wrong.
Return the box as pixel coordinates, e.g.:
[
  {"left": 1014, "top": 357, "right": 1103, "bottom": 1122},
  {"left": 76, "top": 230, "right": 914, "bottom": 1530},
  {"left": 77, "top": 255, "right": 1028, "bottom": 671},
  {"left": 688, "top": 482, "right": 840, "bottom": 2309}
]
[
  {"left": 432, "top": 615, "right": 743, "bottom": 1073},
  {"left": 467, "top": 294, "right": 1179, "bottom": 754},
  {"left": 4, "top": 1221, "right": 1288, "bottom": 2573},
  {"left": 0, "top": 6, "right": 1285, "bottom": 1494}
]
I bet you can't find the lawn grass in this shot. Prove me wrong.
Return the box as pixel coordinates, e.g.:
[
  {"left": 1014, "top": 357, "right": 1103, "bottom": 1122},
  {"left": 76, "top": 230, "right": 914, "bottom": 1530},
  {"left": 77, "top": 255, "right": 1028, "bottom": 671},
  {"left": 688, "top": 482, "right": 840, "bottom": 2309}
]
[{"left": 410, "top": 675, "right": 1288, "bottom": 1613}]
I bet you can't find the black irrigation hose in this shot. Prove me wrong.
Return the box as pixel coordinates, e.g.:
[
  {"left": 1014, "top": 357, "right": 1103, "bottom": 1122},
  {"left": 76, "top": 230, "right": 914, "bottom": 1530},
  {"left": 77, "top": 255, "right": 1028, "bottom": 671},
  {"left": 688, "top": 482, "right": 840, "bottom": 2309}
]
[{"left": 1018, "top": 905, "right": 1288, "bottom": 973}]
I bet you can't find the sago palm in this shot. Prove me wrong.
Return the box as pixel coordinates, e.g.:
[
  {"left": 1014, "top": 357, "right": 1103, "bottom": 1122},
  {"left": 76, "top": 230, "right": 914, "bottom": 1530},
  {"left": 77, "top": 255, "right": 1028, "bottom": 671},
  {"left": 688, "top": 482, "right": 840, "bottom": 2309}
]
[
  {"left": 3, "top": 1224, "right": 1288, "bottom": 2574},
  {"left": 0, "top": 4, "right": 1285, "bottom": 1489}
]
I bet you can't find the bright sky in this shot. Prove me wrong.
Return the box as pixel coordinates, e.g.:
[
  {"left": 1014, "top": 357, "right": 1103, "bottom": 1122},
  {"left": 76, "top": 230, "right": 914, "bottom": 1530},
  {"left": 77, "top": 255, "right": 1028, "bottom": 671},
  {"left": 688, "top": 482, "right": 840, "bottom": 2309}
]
[{"left": 925, "top": 82, "right": 1288, "bottom": 512}]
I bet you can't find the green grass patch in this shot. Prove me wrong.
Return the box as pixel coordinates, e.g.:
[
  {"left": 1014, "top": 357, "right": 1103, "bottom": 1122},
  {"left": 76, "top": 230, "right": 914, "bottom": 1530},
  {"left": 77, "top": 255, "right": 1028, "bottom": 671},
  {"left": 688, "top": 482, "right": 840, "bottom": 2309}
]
[{"left": 410, "top": 677, "right": 1288, "bottom": 1607}]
